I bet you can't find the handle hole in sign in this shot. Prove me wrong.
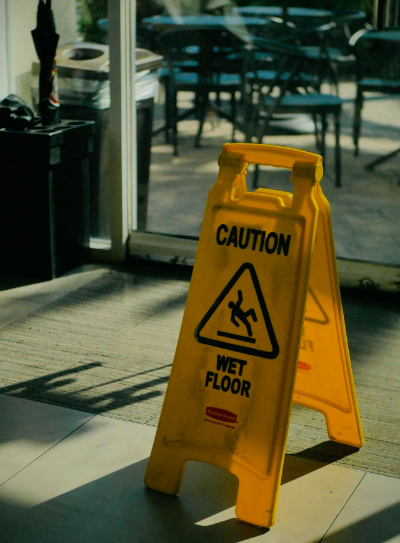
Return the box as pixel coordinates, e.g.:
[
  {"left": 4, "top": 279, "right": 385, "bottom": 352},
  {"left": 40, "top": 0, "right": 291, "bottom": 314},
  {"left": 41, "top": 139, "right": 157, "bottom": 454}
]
[
  {"left": 234, "top": 166, "right": 294, "bottom": 207},
  {"left": 253, "top": 165, "right": 293, "bottom": 192}
]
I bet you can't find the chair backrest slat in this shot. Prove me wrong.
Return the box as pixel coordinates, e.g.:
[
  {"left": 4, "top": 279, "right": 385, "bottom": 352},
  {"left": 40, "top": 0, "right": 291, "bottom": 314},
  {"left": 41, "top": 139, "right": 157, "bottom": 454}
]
[{"left": 157, "top": 27, "right": 242, "bottom": 85}]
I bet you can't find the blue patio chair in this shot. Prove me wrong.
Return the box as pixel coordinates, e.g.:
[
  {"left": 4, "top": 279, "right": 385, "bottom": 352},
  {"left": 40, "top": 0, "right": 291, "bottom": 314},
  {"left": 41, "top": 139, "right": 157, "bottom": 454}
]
[
  {"left": 157, "top": 27, "right": 243, "bottom": 156},
  {"left": 242, "top": 37, "right": 343, "bottom": 187}
]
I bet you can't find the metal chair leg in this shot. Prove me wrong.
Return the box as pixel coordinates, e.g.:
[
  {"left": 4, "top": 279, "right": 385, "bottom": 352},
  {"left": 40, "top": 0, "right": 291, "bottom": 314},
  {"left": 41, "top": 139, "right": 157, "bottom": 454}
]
[
  {"left": 334, "top": 111, "right": 342, "bottom": 188},
  {"left": 353, "top": 86, "right": 363, "bottom": 157},
  {"left": 172, "top": 91, "right": 178, "bottom": 157},
  {"left": 252, "top": 107, "right": 276, "bottom": 190},
  {"left": 253, "top": 164, "right": 260, "bottom": 190},
  {"left": 366, "top": 146, "right": 400, "bottom": 170},
  {"left": 320, "top": 114, "right": 327, "bottom": 165},
  {"left": 195, "top": 94, "right": 209, "bottom": 148},
  {"left": 231, "top": 91, "right": 236, "bottom": 142},
  {"left": 313, "top": 114, "right": 320, "bottom": 151},
  {"left": 244, "top": 98, "right": 255, "bottom": 143},
  {"left": 164, "top": 76, "right": 171, "bottom": 144}
]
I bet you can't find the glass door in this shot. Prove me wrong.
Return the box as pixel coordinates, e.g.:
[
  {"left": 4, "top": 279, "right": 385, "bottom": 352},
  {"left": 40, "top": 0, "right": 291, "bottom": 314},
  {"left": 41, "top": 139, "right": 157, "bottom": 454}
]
[{"left": 130, "top": 0, "right": 400, "bottom": 291}]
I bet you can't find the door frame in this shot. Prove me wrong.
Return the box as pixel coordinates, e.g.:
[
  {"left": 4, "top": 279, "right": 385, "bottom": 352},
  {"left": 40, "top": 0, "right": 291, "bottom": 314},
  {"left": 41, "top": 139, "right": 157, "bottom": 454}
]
[
  {"left": 120, "top": 1, "right": 399, "bottom": 293},
  {"left": 128, "top": 232, "right": 400, "bottom": 292},
  {"left": 107, "top": 0, "right": 137, "bottom": 262},
  {"left": 0, "top": 0, "right": 10, "bottom": 98}
]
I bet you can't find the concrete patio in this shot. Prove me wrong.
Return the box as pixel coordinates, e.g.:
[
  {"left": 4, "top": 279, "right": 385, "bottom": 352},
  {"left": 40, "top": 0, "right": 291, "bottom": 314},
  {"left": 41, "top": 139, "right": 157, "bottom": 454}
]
[{"left": 147, "top": 82, "right": 400, "bottom": 266}]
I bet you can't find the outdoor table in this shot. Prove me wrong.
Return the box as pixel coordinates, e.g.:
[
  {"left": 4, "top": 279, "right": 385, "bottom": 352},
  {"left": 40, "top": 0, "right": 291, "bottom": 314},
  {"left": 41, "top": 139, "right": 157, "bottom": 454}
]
[
  {"left": 234, "top": 7, "right": 366, "bottom": 30},
  {"left": 235, "top": 6, "right": 333, "bottom": 19},
  {"left": 143, "top": 15, "right": 255, "bottom": 145},
  {"left": 141, "top": 14, "right": 267, "bottom": 30},
  {"left": 360, "top": 29, "right": 400, "bottom": 42}
]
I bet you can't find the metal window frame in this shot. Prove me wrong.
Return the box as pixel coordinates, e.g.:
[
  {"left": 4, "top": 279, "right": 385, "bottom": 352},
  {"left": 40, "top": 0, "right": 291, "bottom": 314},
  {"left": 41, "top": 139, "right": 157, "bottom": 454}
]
[
  {"left": 0, "top": 0, "right": 10, "bottom": 98},
  {"left": 107, "top": 0, "right": 137, "bottom": 262},
  {"left": 121, "top": 2, "right": 399, "bottom": 293},
  {"left": 129, "top": 232, "right": 400, "bottom": 292}
]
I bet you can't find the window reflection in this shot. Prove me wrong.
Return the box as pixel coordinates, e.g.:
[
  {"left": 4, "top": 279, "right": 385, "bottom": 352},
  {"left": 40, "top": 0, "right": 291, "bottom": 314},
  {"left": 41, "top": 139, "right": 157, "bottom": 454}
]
[{"left": 137, "top": 0, "right": 400, "bottom": 267}]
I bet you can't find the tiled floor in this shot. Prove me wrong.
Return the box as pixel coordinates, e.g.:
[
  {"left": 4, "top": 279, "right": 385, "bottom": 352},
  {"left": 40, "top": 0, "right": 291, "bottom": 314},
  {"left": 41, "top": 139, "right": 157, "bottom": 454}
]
[
  {"left": 322, "top": 473, "right": 400, "bottom": 543},
  {"left": 0, "top": 395, "right": 399, "bottom": 543},
  {"left": 0, "top": 395, "right": 94, "bottom": 485},
  {"left": 0, "top": 269, "right": 399, "bottom": 542}
]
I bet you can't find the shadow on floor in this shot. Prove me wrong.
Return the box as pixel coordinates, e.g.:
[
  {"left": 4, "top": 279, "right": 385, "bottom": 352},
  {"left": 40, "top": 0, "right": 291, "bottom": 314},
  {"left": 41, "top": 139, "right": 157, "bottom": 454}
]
[
  {"left": 0, "top": 360, "right": 170, "bottom": 440},
  {"left": 321, "top": 501, "right": 400, "bottom": 543},
  {"left": 1, "top": 452, "right": 398, "bottom": 543},
  {"left": 0, "top": 263, "right": 399, "bottom": 449},
  {"left": 288, "top": 440, "right": 359, "bottom": 468},
  {"left": 0, "top": 458, "right": 261, "bottom": 543},
  {"left": 0, "top": 450, "right": 345, "bottom": 543}
]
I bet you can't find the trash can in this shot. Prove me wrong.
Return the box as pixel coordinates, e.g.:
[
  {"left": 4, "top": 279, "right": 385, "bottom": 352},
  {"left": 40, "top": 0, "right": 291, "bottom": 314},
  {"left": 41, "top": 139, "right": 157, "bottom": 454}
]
[
  {"left": 0, "top": 120, "right": 94, "bottom": 279},
  {"left": 31, "top": 43, "right": 162, "bottom": 237}
]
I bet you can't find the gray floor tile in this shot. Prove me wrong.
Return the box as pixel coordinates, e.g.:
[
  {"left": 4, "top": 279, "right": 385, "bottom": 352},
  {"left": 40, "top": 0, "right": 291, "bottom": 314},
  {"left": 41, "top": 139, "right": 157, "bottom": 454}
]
[
  {"left": 0, "top": 395, "right": 94, "bottom": 485},
  {"left": 197, "top": 457, "right": 364, "bottom": 543},
  {"left": 321, "top": 472, "right": 400, "bottom": 543},
  {"left": 0, "top": 412, "right": 364, "bottom": 543}
]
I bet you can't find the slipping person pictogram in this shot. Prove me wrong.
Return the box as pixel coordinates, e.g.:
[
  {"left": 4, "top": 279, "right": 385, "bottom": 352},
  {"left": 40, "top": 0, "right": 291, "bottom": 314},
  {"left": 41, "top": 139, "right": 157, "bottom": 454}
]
[
  {"left": 228, "top": 290, "right": 257, "bottom": 337},
  {"left": 195, "top": 263, "right": 279, "bottom": 358}
]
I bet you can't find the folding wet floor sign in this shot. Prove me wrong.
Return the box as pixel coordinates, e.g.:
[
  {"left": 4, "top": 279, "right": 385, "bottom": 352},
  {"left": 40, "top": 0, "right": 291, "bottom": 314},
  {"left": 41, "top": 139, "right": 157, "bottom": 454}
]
[{"left": 144, "top": 144, "right": 364, "bottom": 528}]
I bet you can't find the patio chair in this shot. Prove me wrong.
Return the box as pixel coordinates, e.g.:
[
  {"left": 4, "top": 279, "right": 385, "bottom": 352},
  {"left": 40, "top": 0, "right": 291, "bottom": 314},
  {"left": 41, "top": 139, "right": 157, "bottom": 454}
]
[
  {"left": 287, "top": 10, "right": 367, "bottom": 95},
  {"left": 254, "top": 11, "right": 365, "bottom": 96},
  {"left": 351, "top": 29, "right": 400, "bottom": 158},
  {"left": 244, "top": 20, "right": 335, "bottom": 97},
  {"left": 156, "top": 27, "right": 243, "bottom": 156},
  {"left": 242, "top": 37, "right": 343, "bottom": 188}
]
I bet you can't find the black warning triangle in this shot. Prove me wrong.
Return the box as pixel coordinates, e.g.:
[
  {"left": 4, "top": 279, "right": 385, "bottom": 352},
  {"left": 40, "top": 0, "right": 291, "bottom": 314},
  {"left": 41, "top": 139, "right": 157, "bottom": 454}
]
[
  {"left": 304, "top": 287, "right": 329, "bottom": 325},
  {"left": 194, "top": 263, "right": 279, "bottom": 359}
]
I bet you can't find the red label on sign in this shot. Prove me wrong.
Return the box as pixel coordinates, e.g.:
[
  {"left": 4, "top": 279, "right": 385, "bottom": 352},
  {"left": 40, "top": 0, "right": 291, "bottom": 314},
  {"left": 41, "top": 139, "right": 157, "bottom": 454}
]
[
  {"left": 206, "top": 407, "right": 237, "bottom": 423},
  {"left": 298, "top": 361, "right": 311, "bottom": 371}
]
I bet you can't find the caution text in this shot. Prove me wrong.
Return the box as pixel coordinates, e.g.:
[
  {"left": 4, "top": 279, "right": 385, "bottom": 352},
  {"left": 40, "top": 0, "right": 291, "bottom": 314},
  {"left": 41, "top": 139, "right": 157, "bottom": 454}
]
[
  {"left": 216, "top": 224, "right": 291, "bottom": 256},
  {"left": 205, "top": 354, "right": 251, "bottom": 397}
]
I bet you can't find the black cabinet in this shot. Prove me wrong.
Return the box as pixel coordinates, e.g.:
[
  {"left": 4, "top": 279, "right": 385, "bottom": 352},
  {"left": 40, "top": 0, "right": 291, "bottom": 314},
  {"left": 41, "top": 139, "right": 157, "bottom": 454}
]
[{"left": 0, "top": 120, "right": 94, "bottom": 280}]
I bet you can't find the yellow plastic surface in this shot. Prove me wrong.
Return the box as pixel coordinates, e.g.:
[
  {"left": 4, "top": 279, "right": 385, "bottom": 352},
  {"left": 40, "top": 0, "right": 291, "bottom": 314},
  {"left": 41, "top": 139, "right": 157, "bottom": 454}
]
[
  {"left": 294, "top": 184, "right": 364, "bottom": 447},
  {"left": 144, "top": 143, "right": 363, "bottom": 528}
]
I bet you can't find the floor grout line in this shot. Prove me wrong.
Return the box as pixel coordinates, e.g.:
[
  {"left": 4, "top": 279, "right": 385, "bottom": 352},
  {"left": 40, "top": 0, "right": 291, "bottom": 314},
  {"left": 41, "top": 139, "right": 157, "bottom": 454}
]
[
  {"left": 0, "top": 414, "right": 98, "bottom": 488},
  {"left": 318, "top": 471, "right": 367, "bottom": 543}
]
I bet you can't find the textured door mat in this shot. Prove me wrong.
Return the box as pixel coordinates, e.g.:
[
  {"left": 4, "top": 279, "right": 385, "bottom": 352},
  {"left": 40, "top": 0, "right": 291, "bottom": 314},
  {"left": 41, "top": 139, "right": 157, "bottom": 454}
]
[{"left": 0, "top": 265, "right": 399, "bottom": 478}]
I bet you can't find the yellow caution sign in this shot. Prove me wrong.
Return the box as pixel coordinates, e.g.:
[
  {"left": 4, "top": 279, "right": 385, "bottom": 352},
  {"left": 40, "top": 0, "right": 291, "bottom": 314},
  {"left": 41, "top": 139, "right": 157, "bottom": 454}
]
[
  {"left": 294, "top": 182, "right": 364, "bottom": 447},
  {"left": 144, "top": 144, "right": 363, "bottom": 528}
]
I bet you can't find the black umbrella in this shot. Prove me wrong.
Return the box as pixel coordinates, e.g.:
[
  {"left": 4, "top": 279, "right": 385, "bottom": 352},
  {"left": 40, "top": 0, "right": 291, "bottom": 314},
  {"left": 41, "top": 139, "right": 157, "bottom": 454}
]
[{"left": 31, "top": 0, "right": 60, "bottom": 125}]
